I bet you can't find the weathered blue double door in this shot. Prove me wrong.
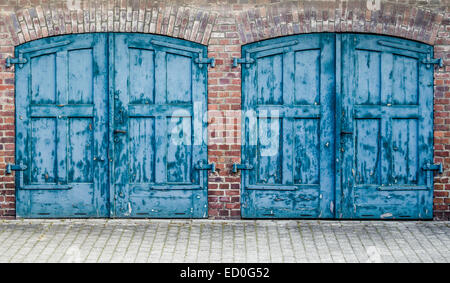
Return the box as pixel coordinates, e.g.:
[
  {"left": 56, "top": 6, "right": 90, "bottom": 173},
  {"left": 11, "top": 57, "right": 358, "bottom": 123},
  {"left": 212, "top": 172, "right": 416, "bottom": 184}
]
[
  {"left": 241, "top": 33, "right": 435, "bottom": 219},
  {"left": 15, "top": 33, "right": 209, "bottom": 218}
]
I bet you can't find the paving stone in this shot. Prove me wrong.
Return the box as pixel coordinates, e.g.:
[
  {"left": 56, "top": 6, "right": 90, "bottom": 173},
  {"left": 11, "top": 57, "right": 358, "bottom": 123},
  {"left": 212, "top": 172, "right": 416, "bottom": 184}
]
[{"left": 0, "top": 220, "right": 448, "bottom": 263}]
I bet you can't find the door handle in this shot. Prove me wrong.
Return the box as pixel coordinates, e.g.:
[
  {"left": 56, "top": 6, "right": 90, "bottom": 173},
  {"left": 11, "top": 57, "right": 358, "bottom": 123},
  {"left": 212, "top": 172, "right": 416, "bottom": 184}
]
[{"left": 113, "top": 129, "right": 127, "bottom": 134}]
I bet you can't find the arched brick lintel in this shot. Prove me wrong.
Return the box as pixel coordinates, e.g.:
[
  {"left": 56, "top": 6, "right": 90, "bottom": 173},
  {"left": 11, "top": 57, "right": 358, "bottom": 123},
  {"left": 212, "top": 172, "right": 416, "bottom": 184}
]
[
  {"left": 5, "top": 4, "right": 218, "bottom": 47},
  {"left": 4, "top": 1, "right": 446, "bottom": 47},
  {"left": 233, "top": 2, "right": 445, "bottom": 46}
]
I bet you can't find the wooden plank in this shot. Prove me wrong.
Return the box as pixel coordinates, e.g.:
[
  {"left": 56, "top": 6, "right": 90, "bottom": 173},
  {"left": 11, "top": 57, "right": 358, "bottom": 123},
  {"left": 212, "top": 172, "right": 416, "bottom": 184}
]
[{"left": 30, "top": 105, "right": 94, "bottom": 117}]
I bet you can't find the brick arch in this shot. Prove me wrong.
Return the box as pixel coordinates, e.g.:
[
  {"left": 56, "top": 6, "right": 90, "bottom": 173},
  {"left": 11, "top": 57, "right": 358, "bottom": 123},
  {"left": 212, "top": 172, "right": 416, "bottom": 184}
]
[
  {"left": 5, "top": 3, "right": 218, "bottom": 47},
  {"left": 233, "top": 1, "right": 444, "bottom": 45}
]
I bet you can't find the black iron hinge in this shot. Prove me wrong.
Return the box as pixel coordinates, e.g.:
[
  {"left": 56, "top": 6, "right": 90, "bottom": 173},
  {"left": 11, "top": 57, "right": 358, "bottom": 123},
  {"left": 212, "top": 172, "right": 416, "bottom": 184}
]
[
  {"left": 6, "top": 40, "right": 72, "bottom": 69},
  {"left": 232, "top": 163, "right": 253, "bottom": 173}
]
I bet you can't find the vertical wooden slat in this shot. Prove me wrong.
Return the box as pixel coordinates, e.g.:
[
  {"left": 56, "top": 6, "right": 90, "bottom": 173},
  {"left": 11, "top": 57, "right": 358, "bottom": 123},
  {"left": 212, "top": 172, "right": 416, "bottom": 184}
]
[
  {"left": 340, "top": 34, "right": 356, "bottom": 218},
  {"left": 418, "top": 49, "right": 434, "bottom": 219},
  {"left": 92, "top": 33, "right": 109, "bottom": 216},
  {"left": 318, "top": 33, "right": 335, "bottom": 218},
  {"left": 113, "top": 34, "right": 131, "bottom": 216},
  {"left": 108, "top": 33, "right": 116, "bottom": 217},
  {"left": 56, "top": 50, "right": 68, "bottom": 185},
  {"left": 335, "top": 33, "right": 342, "bottom": 218},
  {"left": 15, "top": 52, "right": 31, "bottom": 217},
  {"left": 282, "top": 51, "right": 294, "bottom": 186},
  {"left": 241, "top": 46, "right": 257, "bottom": 217},
  {"left": 191, "top": 44, "right": 208, "bottom": 218},
  {"left": 154, "top": 50, "right": 167, "bottom": 185},
  {"left": 380, "top": 52, "right": 393, "bottom": 186}
]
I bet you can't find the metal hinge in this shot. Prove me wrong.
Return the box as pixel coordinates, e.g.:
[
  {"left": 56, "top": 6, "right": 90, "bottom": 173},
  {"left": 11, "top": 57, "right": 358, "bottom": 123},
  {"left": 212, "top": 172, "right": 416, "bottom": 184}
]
[
  {"left": 422, "top": 55, "right": 443, "bottom": 69},
  {"left": 6, "top": 161, "right": 71, "bottom": 189},
  {"left": 233, "top": 40, "right": 299, "bottom": 68},
  {"left": 6, "top": 39, "right": 72, "bottom": 69},
  {"left": 150, "top": 40, "right": 214, "bottom": 69},
  {"left": 194, "top": 161, "right": 216, "bottom": 173},
  {"left": 5, "top": 55, "right": 27, "bottom": 68},
  {"left": 232, "top": 54, "right": 255, "bottom": 68},
  {"left": 6, "top": 163, "right": 27, "bottom": 174},
  {"left": 232, "top": 163, "right": 253, "bottom": 173},
  {"left": 422, "top": 162, "right": 443, "bottom": 174},
  {"left": 194, "top": 57, "right": 215, "bottom": 68}
]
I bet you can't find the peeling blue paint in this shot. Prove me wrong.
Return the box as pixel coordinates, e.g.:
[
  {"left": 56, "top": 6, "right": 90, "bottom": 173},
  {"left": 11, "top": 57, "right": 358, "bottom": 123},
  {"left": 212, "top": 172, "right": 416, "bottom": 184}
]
[
  {"left": 15, "top": 33, "right": 209, "bottom": 218},
  {"left": 240, "top": 33, "right": 435, "bottom": 220}
]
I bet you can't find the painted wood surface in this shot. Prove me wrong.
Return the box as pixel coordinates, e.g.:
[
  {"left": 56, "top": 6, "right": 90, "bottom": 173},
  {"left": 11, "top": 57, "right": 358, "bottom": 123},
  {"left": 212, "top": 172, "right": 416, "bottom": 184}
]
[
  {"left": 15, "top": 33, "right": 209, "bottom": 218},
  {"left": 16, "top": 34, "right": 109, "bottom": 217},
  {"left": 339, "top": 34, "right": 434, "bottom": 219},
  {"left": 240, "top": 33, "right": 435, "bottom": 219},
  {"left": 111, "top": 33, "right": 208, "bottom": 218},
  {"left": 241, "top": 33, "right": 336, "bottom": 218}
]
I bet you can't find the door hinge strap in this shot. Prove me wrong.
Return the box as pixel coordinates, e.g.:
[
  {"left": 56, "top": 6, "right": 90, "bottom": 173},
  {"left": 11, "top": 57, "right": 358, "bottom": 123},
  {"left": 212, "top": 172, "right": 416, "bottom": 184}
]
[
  {"left": 195, "top": 162, "right": 216, "bottom": 173},
  {"left": 6, "top": 163, "right": 27, "bottom": 174},
  {"left": 422, "top": 57, "right": 443, "bottom": 68},
  {"left": 232, "top": 163, "right": 253, "bottom": 173},
  {"left": 6, "top": 40, "right": 72, "bottom": 69},
  {"left": 6, "top": 162, "right": 71, "bottom": 189},
  {"left": 422, "top": 162, "right": 443, "bottom": 174},
  {"left": 5, "top": 56, "right": 27, "bottom": 68},
  {"left": 150, "top": 40, "right": 214, "bottom": 68},
  {"left": 232, "top": 53, "right": 255, "bottom": 68},
  {"left": 377, "top": 40, "right": 429, "bottom": 54},
  {"left": 150, "top": 40, "right": 203, "bottom": 54},
  {"left": 194, "top": 57, "right": 215, "bottom": 68}
]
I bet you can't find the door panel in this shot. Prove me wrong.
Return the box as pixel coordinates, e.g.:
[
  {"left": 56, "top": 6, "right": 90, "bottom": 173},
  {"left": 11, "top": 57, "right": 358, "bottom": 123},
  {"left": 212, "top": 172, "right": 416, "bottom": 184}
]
[
  {"left": 112, "top": 34, "right": 208, "bottom": 218},
  {"left": 240, "top": 33, "right": 435, "bottom": 219},
  {"left": 241, "top": 34, "right": 336, "bottom": 218},
  {"left": 339, "top": 34, "right": 434, "bottom": 219},
  {"left": 15, "top": 34, "right": 109, "bottom": 217},
  {"left": 15, "top": 33, "right": 209, "bottom": 218}
]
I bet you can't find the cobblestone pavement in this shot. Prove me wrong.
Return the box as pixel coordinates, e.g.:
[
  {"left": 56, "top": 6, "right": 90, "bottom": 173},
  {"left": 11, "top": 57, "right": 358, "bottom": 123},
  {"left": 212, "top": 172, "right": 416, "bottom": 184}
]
[{"left": 0, "top": 219, "right": 448, "bottom": 263}]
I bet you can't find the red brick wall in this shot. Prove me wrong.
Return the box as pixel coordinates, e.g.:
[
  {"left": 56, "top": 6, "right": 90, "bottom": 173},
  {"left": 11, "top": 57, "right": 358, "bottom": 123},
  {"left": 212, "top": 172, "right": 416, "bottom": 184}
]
[{"left": 0, "top": 0, "right": 449, "bottom": 220}]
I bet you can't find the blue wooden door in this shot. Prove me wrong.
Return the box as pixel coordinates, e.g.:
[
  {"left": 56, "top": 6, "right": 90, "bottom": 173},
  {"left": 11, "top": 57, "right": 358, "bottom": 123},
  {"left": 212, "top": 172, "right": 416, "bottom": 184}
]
[
  {"left": 15, "top": 34, "right": 110, "bottom": 217},
  {"left": 112, "top": 34, "right": 208, "bottom": 218},
  {"left": 240, "top": 34, "right": 336, "bottom": 218},
  {"left": 14, "top": 33, "right": 208, "bottom": 218},
  {"left": 338, "top": 34, "right": 435, "bottom": 219}
]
